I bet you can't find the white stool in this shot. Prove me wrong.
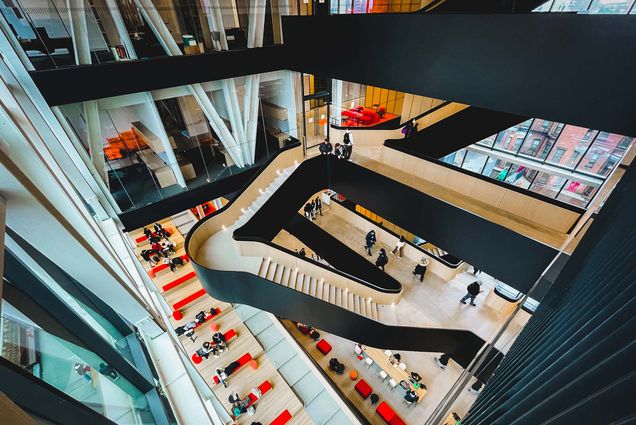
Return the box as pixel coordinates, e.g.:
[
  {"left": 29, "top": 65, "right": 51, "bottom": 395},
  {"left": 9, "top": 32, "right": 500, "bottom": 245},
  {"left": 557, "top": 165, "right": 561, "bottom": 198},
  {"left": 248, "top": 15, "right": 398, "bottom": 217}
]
[
  {"left": 384, "top": 350, "right": 392, "bottom": 357},
  {"left": 399, "top": 363, "right": 407, "bottom": 371},
  {"left": 364, "top": 357, "right": 374, "bottom": 368},
  {"left": 379, "top": 370, "right": 388, "bottom": 382},
  {"left": 388, "top": 379, "right": 398, "bottom": 391}
]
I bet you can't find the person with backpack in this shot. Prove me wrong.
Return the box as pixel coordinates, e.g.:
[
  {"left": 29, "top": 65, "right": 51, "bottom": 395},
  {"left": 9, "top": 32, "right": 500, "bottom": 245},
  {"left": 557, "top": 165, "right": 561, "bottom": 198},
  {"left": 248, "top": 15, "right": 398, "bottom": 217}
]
[
  {"left": 376, "top": 248, "right": 389, "bottom": 271},
  {"left": 364, "top": 230, "right": 377, "bottom": 256},
  {"left": 342, "top": 128, "right": 353, "bottom": 160},
  {"left": 460, "top": 281, "right": 483, "bottom": 306}
]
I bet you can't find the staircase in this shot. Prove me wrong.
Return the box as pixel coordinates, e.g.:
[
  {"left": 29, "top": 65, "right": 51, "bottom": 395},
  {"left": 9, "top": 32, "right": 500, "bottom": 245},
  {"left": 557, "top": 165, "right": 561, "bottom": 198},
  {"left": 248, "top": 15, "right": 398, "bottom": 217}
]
[
  {"left": 234, "top": 166, "right": 295, "bottom": 228},
  {"left": 257, "top": 258, "right": 379, "bottom": 321}
]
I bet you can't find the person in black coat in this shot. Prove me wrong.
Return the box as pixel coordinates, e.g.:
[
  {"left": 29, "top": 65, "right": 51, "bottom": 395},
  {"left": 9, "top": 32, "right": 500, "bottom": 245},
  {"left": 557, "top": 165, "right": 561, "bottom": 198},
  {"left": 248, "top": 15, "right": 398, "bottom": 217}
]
[
  {"left": 413, "top": 257, "right": 429, "bottom": 282},
  {"left": 303, "top": 203, "right": 313, "bottom": 219},
  {"left": 460, "top": 281, "right": 483, "bottom": 306},
  {"left": 342, "top": 129, "right": 353, "bottom": 160},
  {"left": 315, "top": 196, "right": 323, "bottom": 216},
  {"left": 364, "top": 230, "right": 377, "bottom": 256},
  {"left": 375, "top": 248, "right": 389, "bottom": 271},
  {"left": 319, "top": 138, "right": 333, "bottom": 155}
]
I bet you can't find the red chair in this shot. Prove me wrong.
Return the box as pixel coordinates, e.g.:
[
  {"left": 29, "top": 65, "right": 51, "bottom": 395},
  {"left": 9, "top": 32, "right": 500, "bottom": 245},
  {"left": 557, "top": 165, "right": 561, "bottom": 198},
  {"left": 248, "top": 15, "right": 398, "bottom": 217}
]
[
  {"left": 317, "top": 339, "right": 332, "bottom": 355},
  {"left": 355, "top": 379, "right": 373, "bottom": 399}
]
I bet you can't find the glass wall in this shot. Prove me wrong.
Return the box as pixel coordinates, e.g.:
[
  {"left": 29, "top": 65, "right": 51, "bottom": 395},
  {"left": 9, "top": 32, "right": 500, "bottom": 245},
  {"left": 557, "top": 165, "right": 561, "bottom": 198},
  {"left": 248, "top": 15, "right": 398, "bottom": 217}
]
[
  {"left": 0, "top": 0, "right": 281, "bottom": 70},
  {"left": 58, "top": 71, "right": 302, "bottom": 212},
  {"left": 534, "top": 0, "right": 636, "bottom": 12},
  {"left": 441, "top": 118, "right": 634, "bottom": 208},
  {"left": 332, "top": 79, "right": 405, "bottom": 127}
]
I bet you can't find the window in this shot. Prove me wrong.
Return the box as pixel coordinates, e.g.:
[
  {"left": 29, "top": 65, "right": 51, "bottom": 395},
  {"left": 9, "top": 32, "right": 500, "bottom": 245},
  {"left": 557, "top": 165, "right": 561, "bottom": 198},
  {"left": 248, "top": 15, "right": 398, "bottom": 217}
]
[
  {"left": 557, "top": 180, "right": 600, "bottom": 208},
  {"left": 493, "top": 119, "right": 532, "bottom": 153},
  {"left": 504, "top": 164, "right": 533, "bottom": 189},
  {"left": 442, "top": 149, "right": 466, "bottom": 167},
  {"left": 529, "top": 172, "right": 567, "bottom": 198},
  {"left": 518, "top": 120, "right": 563, "bottom": 160},
  {"left": 551, "top": 0, "right": 591, "bottom": 11},
  {"left": 477, "top": 134, "right": 497, "bottom": 147},
  {"left": 546, "top": 125, "right": 597, "bottom": 168},
  {"left": 577, "top": 132, "right": 633, "bottom": 177},
  {"left": 552, "top": 147, "right": 567, "bottom": 163},
  {"left": 589, "top": 0, "right": 635, "bottom": 14},
  {"left": 462, "top": 151, "right": 488, "bottom": 173},
  {"left": 483, "top": 158, "right": 512, "bottom": 180}
]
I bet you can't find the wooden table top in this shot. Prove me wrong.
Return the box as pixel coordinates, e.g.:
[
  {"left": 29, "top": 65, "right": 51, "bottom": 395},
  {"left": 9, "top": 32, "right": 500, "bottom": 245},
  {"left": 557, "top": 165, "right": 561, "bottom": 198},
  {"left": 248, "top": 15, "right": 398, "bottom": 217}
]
[{"left": 363, "top": 346, "right": 427, "bottom": 402}]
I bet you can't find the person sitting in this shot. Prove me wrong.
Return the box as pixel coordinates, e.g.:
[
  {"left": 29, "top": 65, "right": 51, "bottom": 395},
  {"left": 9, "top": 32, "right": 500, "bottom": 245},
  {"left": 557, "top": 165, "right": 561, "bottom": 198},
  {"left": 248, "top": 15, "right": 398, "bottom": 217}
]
[
  {"left": 153, "top": 222, "right": 163, "bottom": 233},
  {"left": 162, "top": 256, "right": 176, "bottom": 272},
  {"left": 319, "top": 138, "right": 333, "bottom": 155},
  {"left": 212, "top": 331, "right": 228, "bottom": 350},
  {"left": 175, "top": 320, "right": 198, "bottom": 342},
  {"left": 328, "top": 358, "right": 345, "bottom": 375},
  {"left": 143, "top": 227, "right": 152, "bottom": 238},
  {"left": 196, "top": 341, "right": 221, "bottom": 359},
  {"left": 389, "top": 353, "right": 401, "bottom": 367},
  {"left": 354, "top": 343, "right": 364, "bottom": 356},
  {"left": 404, "top": 389, "right": 419, "bottom": 404},
  {"left": 151, "top": 241, "right": 162, "bottom": 252},
  {"left": 171, "top": 257, "right": 184, "bottom": 269},
  {"left": 162, "top": 239, "right": 176, "bottom": 253},
  {"left": 215, "top": 368, "right": 228, "bottom": 388},
  {"left": 224, "top": 360, "right": 241, "bottom": 378},
  {"left": 149, "top": 234, "right": 161, "bottom": 244},
  {"left": 140, "top": 249, "right": 155, "bottom": 264}
]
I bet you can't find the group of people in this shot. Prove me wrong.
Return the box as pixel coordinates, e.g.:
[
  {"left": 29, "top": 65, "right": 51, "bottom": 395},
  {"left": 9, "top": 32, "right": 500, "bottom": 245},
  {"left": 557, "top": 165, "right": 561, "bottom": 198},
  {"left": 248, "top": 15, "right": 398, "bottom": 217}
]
[
  {"left": 365, "top": 230, "right": 430, "bottom": 280},
  {"left": 174, "top": 308, "right": 220, "bottom": 342},
  {"left": 140, "top": 223, "right": 182, "bottom": 271},
  {"left": 303, "top": 196, "right": 323, "bottom": 220},
  {"left": 319, "top": 128, "right": 353, "bottom": 160},
  {"left": 228, "top": 388, "right": 261, "bottom": 418},
  {"left": 196, "top": 331, "right": 229, "bottom": 360}
]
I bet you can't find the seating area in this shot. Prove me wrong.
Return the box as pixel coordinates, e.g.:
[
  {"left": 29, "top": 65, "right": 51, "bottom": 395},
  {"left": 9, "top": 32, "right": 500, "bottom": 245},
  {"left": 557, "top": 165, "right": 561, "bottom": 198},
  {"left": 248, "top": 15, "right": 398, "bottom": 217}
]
[
  {"left": 191, "top": 328, "right": 238, "bottom": 364},
  {"left": 148, "top": 254, "right": 189, "bottom": 278},
  {"left": 377, "top": 401, "right": 407, "bottom": 425},
  {"left": 162, "top": 270, "right": 197, "bottom": 292},
  {"left": 212, "top": 353, "right": 255, "bottom": 385}
]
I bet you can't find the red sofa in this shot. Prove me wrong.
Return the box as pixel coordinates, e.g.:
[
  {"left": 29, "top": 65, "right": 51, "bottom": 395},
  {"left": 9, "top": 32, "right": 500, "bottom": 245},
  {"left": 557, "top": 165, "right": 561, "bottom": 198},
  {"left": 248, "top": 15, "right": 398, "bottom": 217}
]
[
  {"left": 377, "top": 401, "right": 407, "bottom": 425},
  {"left": 342, "top": 107, "right": 380, "bottom": 126},
  {"left": 316, "top": 339, "right": 332, "bottom": 355},
  {"left": 270, "top": 409, "right": 292, "bottom": 425}
]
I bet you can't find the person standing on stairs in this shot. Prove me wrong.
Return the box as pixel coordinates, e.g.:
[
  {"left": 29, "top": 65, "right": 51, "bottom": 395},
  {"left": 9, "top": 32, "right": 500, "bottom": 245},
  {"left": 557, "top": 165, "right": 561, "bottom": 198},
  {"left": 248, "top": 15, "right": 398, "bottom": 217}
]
[
  {"left": 364, "top": 230, "right": 377, "bottom": 256},
  {"left": 402, "top": 120, "right": 413, "bottom": 138},
  {"left": 391, "top": 235, "right": 406, "bottom": 258},
  {"left": 376, "top": 248, "right": 389, "bottom": 271}
]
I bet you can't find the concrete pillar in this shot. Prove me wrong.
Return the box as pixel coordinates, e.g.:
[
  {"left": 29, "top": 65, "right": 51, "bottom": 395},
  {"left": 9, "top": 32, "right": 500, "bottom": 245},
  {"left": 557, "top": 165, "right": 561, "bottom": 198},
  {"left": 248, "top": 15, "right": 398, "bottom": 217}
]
[
  {"left": 84, "top": 100, "right": 109, "bottom": 185},
  {"left": 332, "top": 79, "right": 343, "bottom": 127},
  {"left": 66, "top": 0, "right": 92, "bottom": 65}
]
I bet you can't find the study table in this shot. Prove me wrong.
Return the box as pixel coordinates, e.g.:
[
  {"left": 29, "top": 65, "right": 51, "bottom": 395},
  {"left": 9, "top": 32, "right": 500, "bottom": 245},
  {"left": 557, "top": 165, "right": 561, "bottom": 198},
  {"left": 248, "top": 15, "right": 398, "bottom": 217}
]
[{"left": 363, "top": 346, "right": 427, "bottom": 402}]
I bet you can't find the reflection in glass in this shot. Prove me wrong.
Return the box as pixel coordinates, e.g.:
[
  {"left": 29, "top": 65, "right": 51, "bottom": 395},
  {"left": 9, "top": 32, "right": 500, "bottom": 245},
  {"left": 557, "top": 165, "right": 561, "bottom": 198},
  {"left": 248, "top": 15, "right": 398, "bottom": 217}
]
[
  {"left": 529, "top": 172, "right": 567, "bottom": 198},
  {"left": 442, "top": 149, "right": 466, "bottom": 167},
  {"left": 557, "top": 180, "right": 599, "bottom": 207},
  {"left": 462, "top": 151, "right": 488, "bottom": 173},
  {"left": 483, "top": 158, "right": 512, "bottom": 180},
  {"left": 588, "top": 0, "right": 635, "bottom": 13},
  {"left": 518, "top": 120, "right": 563, "bottom": 160},
  {"left": 493, "top": 119, "right": 532, "bottom": 153},
  {"left": 477, "top": 134, "right": 496, "bottom": 147},
  {"left": 576, "top": 132, "right": 633, "bottom": 177},
  {"left": 504, "top": 164, "right": 533, "bottom": 189},
  {"left": 1, "top": 299, "right": 156, "bottom": 424},
  {"left": 545, "top": 125, "right": 597, "bottom": 169},
  {"left": 551, "top": 0, "right": 591, "bottom": 11}
]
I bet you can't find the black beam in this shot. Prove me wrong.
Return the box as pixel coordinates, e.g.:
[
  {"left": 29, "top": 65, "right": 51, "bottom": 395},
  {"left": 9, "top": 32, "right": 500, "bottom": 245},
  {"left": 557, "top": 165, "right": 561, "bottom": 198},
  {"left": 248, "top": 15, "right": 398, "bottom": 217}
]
[
  {"left": 30, "top": 46, "right": 289, "bottom": 106},
  {"left": 282, "top": 14, "right": 636, "bottom": 137},
  {"left": 386, "top": 106, "right": 528, "bottom": 158}
]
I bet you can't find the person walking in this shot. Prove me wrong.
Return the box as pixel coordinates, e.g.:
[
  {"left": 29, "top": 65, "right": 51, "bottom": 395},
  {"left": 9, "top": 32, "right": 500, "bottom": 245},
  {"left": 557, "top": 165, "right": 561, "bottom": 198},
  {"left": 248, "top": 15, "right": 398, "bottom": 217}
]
[
  {"left": 343, "top": 128, "right": 353, "bottom": 160},
  {"left": 391, "top": 235, "right": 406, "bottom": 258},
  {"left": 364, "top": 230, "right": 376, "bottom": 256},
  {"left": 413, "top": 257, "right": 430, "bottom": 282},
  {"left": 435, "top": 353, "right": 450, "bottom": 370},
  {"left": 315, "top": 196, "right": 323, "bottom": 216},
  {"left": 375, "top": 248, "right": 389, "bottom": 271},
  {"left": 460, "top": 281, "right": 483, "bottom": 306},
  {"left": 319, "top": 138, "right": 333, "bottom": 155}
]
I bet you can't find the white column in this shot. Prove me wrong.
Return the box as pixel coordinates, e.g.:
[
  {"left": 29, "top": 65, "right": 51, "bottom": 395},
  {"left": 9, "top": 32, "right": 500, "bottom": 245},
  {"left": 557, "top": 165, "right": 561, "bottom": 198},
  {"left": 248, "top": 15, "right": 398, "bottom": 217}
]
[
  {"left": 103, "top": 0, "right": 139, "bottom": 60},
  {"left": 200, "top": 0, "right": 229, "bottom": 51},
  {"left": 332, "top": 79, "right": 343, "bottom": 127},
  {"left": 145, "top": 93, "right": 187, "bottom": 188},
  {"left": 66, "top": 0, "right": 92, "bottom": 65},
  {"left": 134, "top": 0, "right": 247, "bottom": 167},
  {"left": 222, "top": 79, "right": 249, "bottom": 163},
  {"left": 84, "top": 100, "right": 109, "bottom": 185},
  {"left": 243, "top": 0, "right": 267, "bottom": 163}
]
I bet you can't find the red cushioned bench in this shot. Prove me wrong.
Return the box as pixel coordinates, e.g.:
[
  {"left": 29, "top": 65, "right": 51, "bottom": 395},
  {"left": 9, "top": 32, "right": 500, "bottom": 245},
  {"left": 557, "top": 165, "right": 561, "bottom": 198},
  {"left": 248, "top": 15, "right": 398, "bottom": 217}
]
[
  {"left": 148, "top": 255, "right": 189, "bottom": 278},
  {"left": 269, "top": 410, "right": 292, "bottom": 425},
  {"left": 212, "top": 353, "right": 253, "bottom": 385},
  {"left": 246, "top": 380, "right": 272, "bottom": 407},
  {"left": 172, "top": 289, "right": 207, "bottom": 319},
  {"left": 355, "top": 379, "right": 373, "bottom": 399},
  {"left": 377, "top": 401, "right": 407, "bottom": 425},
  {"left": 162, "top": 270, "right": 196, "bottom": 292},
  {"left": 135, "top": 227, "right": 173, "bottom": 245}
]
